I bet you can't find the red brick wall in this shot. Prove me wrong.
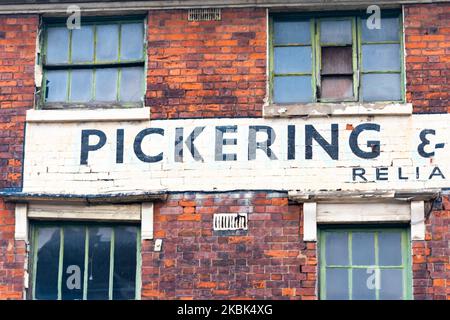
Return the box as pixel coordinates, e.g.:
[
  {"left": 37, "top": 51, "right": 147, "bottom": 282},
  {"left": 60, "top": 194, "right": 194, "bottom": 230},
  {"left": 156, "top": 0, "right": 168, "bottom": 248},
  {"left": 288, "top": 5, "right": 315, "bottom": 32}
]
[
  {"left": 412, "top": 195, "right": 450, "bottom": 300},
  {"left": 404, "top": 3, "right": 450, "bottom": 113},
  {"left": 146, "top": 8, "right": 267, "bottom": 119},
  {"left": 141, "top": 192, "right": 317, "bottom": 300},
  {"left": 0, "top": 15, "right": 38, "bottom": 300}
]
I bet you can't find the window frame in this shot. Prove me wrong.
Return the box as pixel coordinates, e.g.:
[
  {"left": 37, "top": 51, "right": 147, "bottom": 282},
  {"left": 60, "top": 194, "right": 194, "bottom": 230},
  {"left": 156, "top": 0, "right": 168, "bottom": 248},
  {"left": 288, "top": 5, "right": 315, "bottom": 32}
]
[
  {"left": 318, "top": 225, "right": 412, "bottom": 300},
  {"left": 39, "top": 15, "right": 147, "bottom": 110},
  {"left": 269, "top": 11, "right": 405, "bottom": 105},
  {"left": 29, "top": 221, "right": 142, "bottom": 300}
]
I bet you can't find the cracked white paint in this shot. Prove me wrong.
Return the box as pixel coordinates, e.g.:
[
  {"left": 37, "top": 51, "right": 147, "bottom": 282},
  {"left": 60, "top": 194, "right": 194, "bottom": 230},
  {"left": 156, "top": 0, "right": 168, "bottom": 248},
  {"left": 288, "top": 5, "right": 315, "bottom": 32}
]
[{"left": 22, "top": 114, "right": 449, "bottom": 194}]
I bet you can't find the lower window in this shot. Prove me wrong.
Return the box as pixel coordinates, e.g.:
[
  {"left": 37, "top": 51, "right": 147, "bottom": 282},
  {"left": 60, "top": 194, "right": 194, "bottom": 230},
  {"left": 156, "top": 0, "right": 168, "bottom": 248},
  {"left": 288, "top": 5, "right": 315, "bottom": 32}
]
[
  {"left": 319, "top": 227, "right": 411, "bottom": 300},
  {"left": 31, "top": 222, "right": 140, "bottom": 300}
]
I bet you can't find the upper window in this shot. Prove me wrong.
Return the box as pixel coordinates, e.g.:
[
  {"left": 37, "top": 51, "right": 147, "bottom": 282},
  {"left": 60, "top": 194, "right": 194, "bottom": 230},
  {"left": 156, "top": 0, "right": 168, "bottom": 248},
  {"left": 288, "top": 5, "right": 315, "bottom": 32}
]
[
  {"left": 319, "top": 227, "right": 411, "bottom": 300},
  {"left": 42, "top": 18, "right": 145, "bottom": 108},
  {"left": 31, "top": 223, "right": 140, "bottom": 300},
  {"left": 270, "top": 12, "right": 403, "bottom": 104}
]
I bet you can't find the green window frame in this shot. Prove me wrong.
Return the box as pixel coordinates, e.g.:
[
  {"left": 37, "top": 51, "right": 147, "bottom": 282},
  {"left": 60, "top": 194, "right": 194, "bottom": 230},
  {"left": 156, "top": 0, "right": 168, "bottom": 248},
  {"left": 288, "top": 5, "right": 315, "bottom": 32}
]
[
  {"left": 319, "top": 227, "right": 412, "bottom": 300},
  {"left": 40, "top": 16, "right": 147, "bottom": 109},
  {"left": 269, "top": 11, "right": 404, "bottom": 104},
  {"left": 30, "top": 222, "right": 141, "bottom": 300}
]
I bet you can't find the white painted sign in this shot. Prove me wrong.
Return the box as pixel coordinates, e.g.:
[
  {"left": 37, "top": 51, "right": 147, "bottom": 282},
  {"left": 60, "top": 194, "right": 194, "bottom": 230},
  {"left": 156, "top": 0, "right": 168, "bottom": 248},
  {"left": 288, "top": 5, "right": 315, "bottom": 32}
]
[{"left": 23, "top": 115, "right": 449, "bottom": 194}]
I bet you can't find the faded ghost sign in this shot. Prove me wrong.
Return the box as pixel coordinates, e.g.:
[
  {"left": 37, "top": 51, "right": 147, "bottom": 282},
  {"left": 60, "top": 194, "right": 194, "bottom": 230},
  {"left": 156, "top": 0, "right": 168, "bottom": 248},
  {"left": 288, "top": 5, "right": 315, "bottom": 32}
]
[{"left": 23, "top": 115, "right": 449, "bottom": 194}]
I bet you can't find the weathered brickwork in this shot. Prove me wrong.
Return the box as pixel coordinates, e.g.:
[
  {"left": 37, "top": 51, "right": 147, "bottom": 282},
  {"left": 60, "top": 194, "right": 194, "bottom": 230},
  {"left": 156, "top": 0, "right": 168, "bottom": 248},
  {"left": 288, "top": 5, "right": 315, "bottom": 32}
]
[
  {"left": 1, "top": 3, "right": 450, "bottom": 301},
  {"left": 412, "top": 195, "right": 450, "bottom": 300},
  {"left": 141, "top": 193, "right": 317, "bottom": 300},
  {"left": 0, "top": 15, "right": 38, "bottom": 300},
  {"left": 405, "top": 3, "right": 450, "bottom": 113},
  {"left": 0, "top": 15, "right": 37, "bottom": 189},
  {"left": 146, "top": 8, "right": 267, "bottom": 119}
]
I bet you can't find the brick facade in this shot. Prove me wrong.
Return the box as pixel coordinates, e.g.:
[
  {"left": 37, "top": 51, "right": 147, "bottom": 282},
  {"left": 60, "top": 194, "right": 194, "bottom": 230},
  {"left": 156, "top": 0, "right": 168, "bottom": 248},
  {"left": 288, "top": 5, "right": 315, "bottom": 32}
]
[
  {"left": 146, "top": 8, "right": 267, "bottom": 119},
  {"left": 404, "top": 3, "right": 450, "bottom": 113},
  {"left": 141, "top": 192, "right": 316, "bottom": 300},
  {"left": 0, "top": 4, "right": 449, "bottom": 300},
  {"left": 412, "top": 195, "right": 450, "bottom": 300},
  {"left": 0, "top": 15, "right": 38, "bottom": 300}
]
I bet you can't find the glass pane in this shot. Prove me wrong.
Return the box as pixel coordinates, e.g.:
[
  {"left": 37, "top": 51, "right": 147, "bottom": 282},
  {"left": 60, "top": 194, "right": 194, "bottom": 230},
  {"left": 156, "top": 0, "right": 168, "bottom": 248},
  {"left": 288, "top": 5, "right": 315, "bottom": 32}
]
[
  {"left": 35, "top": 227, "right": 60, "bottom": 300},
  {"left": 378, "top": 232, "right": 403, "bottom": 266},
  {"left": 274, "top": 46, "right": 312, "bottom": 74},
  {"left": 96, "top": 24, "right": 119, "bottom": 62},
  {"left": 273, "top": 76, "right": 312, "bottom": 103},
  {"left": 95, "top": 68, "right": 118, "bottom": 101},
  {"left": 326, "top": 268, "right": 349, "bottom": 300},
  {"left": 119, "top": 67, "right": 144, "bottom": 102},
  {"left": 321, "top": 76, "right": 353, "bottom": 100},
  {"left": 320, "top": 20, "right": 352, "bottom": 44},
  {"left": 325, "top": 232, "right": 349, "bottom": 265},
  {"left": 71, "top": 26, "right": 94, "bottom": 63},
  {"left": 87, "top": 227, "right": 112, "bottom": 300},
  {"left": 45, "top": 70, "right": 68, "bottom": 102},
  {"left": 321, "top": 46, "right": 353, "bottom": 75},
  {"left": 352, "top": 268, "right": 377, "bottom": 300},
  {"left": 113, "top": 226, "right": 137, "bottom": 300},
  {"left": 46, "top": 27, "right": 69, "bottom": 64},
  {"left": 362, "top": 44, "right": 401, "bottom": 71},
  {"left": 62, "top": 227, "right": 86, "bottom": 300},
  {"left": 70, "top": 70, "right": 93, "bottom": 102},
  {"left": 361, "top": 73, "right": 401, "bottom": 101},
  {"left": 273, "top": 20, "right": 311, "bottom": 45},
  {"left": 362, "top": 17, "right": 400, "bottom": 42},
  {"left": 380, "top": 269, "right": 403, "bottom": 300},
  {"left": 352, "top": 232, "right": 375, "bottom": 265},
  {"left": 120, "top": 23, "right": 144, "bottom": 60}
]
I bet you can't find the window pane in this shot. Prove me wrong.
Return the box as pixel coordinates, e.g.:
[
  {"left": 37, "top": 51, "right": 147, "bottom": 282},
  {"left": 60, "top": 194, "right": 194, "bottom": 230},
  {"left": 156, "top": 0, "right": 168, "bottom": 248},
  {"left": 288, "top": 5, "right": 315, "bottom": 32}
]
[
  {"left": 46, "top": 27, "right": 69, "bottom": 64},
  {"left": 113, "top": 226, "right": 137, "bottom": 300},
  {"left": 321, "top": 46, "right": 353, "bottom": 75},
  {"left": 362, "top": 44, "right": 401, "bottom": 72},
  {"left": 119, "top": 67, "right": 144, "bottom": 102},
  {"left": 352, "top": 268, "right": 376, "bottom": 300},
  {"left": 362, "top": 17, "right": 400, "bottom": 42},
  {"left": 120, "top": 23, "right": 144, "bottom": 60},
  {"left": 361, "top": 73, "right": 401, "bottom": 101},
  {"left": 321, "top": 76, "right": 353, "bottom": 100},
  {"left": 326, "top": 268, "right": 349, "bottom": 300},
  {"left": 274, "top": 46, "right": 312, "bottom": 74},
  {"left": 96, "top": 24, "right": 119, "bottom": 62},
  {"left": 380, "top": 269, "right": 403, "bottom": 300},
  {"left": 352, "top": 232, "right": 375, "bottom": 265},
  {"left": 87, "top": 227, "right": 112, "bottom": 300},
  {"left": 273, "top": 20, "right": 311, "bottom": 45},
  {"left": 273, "top": 76, "right": 312, "bottom": 103},
  {"left": 378, "top": 232, "right": 403, "bottom": 266},
  {"left": 320, "top": 20, "right": 352, "bottom": 44},
  {"left": 95, "top": 68, "right": 118, "bottom": 101},
  {"left": 62, "top": 227, "right": 86, "bottom": 300},
  {"left": 35, "top": 227, "right": 60, "bottom": 300},
  {"left": 70, "top": 70, "right": 93, "bottom": 102},
  {"left": 325, "top": 232, "right": 349, "bottom": 265},
  {"left": 71, "top": 26, "right": 94, "bottom": 63},
  {"left": 45, "top": 70, "right": 68, "bottom": 102}
]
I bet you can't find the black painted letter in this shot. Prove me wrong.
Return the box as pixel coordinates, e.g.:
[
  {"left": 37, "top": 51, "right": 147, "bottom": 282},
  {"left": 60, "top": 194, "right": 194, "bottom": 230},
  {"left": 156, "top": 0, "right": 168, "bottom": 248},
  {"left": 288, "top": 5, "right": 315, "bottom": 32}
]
[
  {"left": 248, "top": 126, "right": 277, "bottom": 160},
  {"left": 80, "top": 129, "right": 107, "bottom": 165},
  {"left": 215, "top": 126, "right": 237, "bottom": 161},
  {"left": 349, "top": 123, "right": 380, "bottom": 159},
  {"left": 305, "top": 124, "right": 338, "bottom": 160},
  {"left": 134, "top": 128, "right": 164, "bottom": 163}
]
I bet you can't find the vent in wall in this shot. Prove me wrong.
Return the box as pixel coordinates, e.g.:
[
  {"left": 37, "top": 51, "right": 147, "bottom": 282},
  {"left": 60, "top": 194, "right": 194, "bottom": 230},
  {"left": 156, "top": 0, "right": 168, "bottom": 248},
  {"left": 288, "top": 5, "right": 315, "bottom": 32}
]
[
  {"left": 213, "top": 213, "right": 248, "bottom": 231},
  {"left": 188, "top": 8, "right": 221, "bottom": 21}
]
